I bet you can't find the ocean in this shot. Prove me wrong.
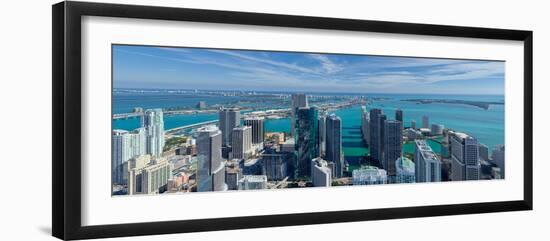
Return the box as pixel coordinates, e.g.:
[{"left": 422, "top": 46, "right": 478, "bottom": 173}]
[{"left": 112, "top": 92, "right": 504, "bottom": 165}]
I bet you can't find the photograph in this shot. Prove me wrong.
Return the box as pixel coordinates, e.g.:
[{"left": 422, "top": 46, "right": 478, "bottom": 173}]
[{"left": 111, "top": 45, "right": 506, "bottom": 196}]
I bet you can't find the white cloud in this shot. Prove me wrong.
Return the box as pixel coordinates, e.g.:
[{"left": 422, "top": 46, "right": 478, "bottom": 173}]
[{"left": 308, "top": 54, "right": 344, "bottom": 74}]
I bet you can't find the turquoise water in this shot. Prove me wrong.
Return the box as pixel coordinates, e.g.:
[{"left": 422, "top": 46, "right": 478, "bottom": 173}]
[{"left": 113, "top": 93, "right": 504, "bottom": 159}]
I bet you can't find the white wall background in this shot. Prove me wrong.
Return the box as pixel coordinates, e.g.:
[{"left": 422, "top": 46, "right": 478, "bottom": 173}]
[{"left": 0, "top": 0, "right": 546, "bottom": 240}]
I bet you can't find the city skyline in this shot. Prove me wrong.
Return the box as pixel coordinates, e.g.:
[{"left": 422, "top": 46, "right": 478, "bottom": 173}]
[
  {"left": 113, "top": 45, "right": 505, "bottom": 95},
  {"left": 111, "top": 44, "right": 505, "bottom": 196}
]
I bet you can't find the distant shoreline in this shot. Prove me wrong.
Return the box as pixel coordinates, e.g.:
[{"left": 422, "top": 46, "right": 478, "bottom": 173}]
[{"left": 402, "top": 99, "right": 504, "bottom": 110}]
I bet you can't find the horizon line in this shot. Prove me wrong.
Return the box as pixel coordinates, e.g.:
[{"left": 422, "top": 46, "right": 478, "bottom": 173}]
[{"left": 113, "top": 87, "right": 505, "bottom": 96}]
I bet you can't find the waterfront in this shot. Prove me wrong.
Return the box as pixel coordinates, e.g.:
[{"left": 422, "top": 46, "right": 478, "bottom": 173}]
[
  {"left": 113, "top": 91, "right": 505, "bottom": 161},
  {"left": 112, "top": 45, "right": 507, "bottom": 195}
]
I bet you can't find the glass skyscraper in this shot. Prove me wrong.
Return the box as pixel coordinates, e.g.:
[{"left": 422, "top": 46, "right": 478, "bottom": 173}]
[
  {"left": 219, "top": 108, "right": 241, "bottom": 147},
  {"left": 290, "top": 93, "right": 308, "bottom": 137},
  {"left": 383, "top": 120, "right": 403, "bottom": 177},
  {"left": 325, "top": 114, "right": 343, "bottom": 178},
  {"left": 295, "top": 106, "right": 318, "bottom": 178},
  {"left": 369, "top": 109, "right": 385, "bottom": 164}
]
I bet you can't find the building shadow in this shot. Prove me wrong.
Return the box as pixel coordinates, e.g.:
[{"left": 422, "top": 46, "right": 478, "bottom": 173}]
[{"left": 38, "top": 226, "right": 51, "bottom": 235}]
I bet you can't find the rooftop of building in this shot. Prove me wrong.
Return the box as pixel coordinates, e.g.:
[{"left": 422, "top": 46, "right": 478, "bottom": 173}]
[
  {"left": 385, "top": 119, "right": 401, "bottom": 124},
  {"left": 244, "top": 116, "right": 265, "bottom": 120},
  {"left": 233, "top": 126, "right": 251, "bottom": 131},
  {"left": 283, "top": 139, "right": 295, "bottom": 145},
  {"left": 415, "top": 140, "right": 439, "bottom": 162},
  {"left": 312, "top": 157, "right": 328, "bottom": 167},
  {"left": 112, "top": 129, "right": 129, "bottom": 135},
  {"left": 197, "top": 125, "right": 219, "bottom": 132},
  {"left": 454, "top": 132, "right": 470, "bottom": 139},
  {"left": 396, "top": 156, "right": 415, "bottom": 169},
  {"left": 240, "top": 175, "right": 267, "bottom": 182},
  {"left": 352, "top": 166, "right": 387, "bottom": 176},
  {"left": 220, "top": 107, "right": 240, "bottom": 111},
  {"left": 244, "top": 158, "right": 261, "bottom": 166}
]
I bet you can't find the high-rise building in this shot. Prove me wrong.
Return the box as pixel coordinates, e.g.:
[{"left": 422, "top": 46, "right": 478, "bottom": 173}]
[
  {"left": 141, "top": 109, "right": 165, "bottom": 157},
  {"left": 369, "top": 109, "right": 385, "bottom": 164},
  {"left": 352, "top": 166, "right": 387, "bottom": 185},
  {"left": 318, "top": 113, "right": 327, "bottom": 157},
  {"left": 196, "top": 125, "right": 228, "bottom": 192},
  {"left": 196, "top": 101, "right": 206, "bottom": 109},
  {"left": 479, "top": 143, "right": 489, "bottom": 161},
  {"left": 231, "top": 126, "right": 252, "bottom": 160},
  {"left": 415, "top": 140, "right": 442, "bottom": 182},
  {"left": 422, "top": 115, "right": 429, "bottom": 129},
  {"left": 360, "top": 106, "right": 370, "bottom": 146},
  {"left": 450, "top": 132, "right": 480, "bottom": 181},
  {"left": 395, "top": 157, "right": 415, "bottom": 183},
  {"left": 225, "top": 166, "right": 241, "bottom": 190},
  {"left": 383, "top": 120, "right": 403, "bottom": 177},
  {"left": 311, "top": 157, "right": 332, "bottom": 187},
  {"left": 128, "top": 155, "right": 173, "bottom": 195},
  {"left": 295, "top": 106, "right": 318, "bottom": 177},
  {"left": 261, "top": 146, "right": 289, "bottom": 181},
  {"left": 405, "top": 128, "right": 422, "bottom": 140},
  {"left": 491, "top": 145, "right": 505, "bottom": 178},
  {"left": 411, "top": 120, "right": 417, "bottom": 129},
  {"left": 238, "top": 175, "right": 268, "bottom": 190},
  {"left": 325, "top": 114, "right": 344, "bottom": 178},
  {"left": 395, "top": 109, "right": 403, "bottom": 123},
  {"left": 219, "top": 108, "right": 241, "bottom": 147},
  {"left": 112, "top": 128, "right": 146, "bottom": 185},
  {"left": 290, "top": 93, "right": 308, "bottom": 137},
  {"left": 431, "top": 124, "right": 444, "bottom": 136},
  {"left": 243, "top": 116, "right": 265, "bottom": 147}
]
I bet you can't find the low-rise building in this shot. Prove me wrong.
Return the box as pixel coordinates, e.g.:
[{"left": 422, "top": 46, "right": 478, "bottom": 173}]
[
  {"left": 238, "top": 175, "right": 268, "bottom": 190},
  {"left": 311, "top": 157, "right": 332, "bottom": 187},
  {"left": 352, "top": 166, "right": 387, "bottom": 185},
  {"left": 128, "top": 155, "right": 173, "bottom": 195}
]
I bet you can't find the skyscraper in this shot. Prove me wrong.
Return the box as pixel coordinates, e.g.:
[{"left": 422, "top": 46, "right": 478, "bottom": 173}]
[
  {"left": 197, "top": 125, "right": 227, "bottom": 192},
  {"left": 231, "top": 126, "right": 252, "bottom": 160},
  {"left": 479, "top": 143, "right": 490, "bottom": 161},
  {"left": 219, "top": 108, "right": 241, "bottom": 147},
  {"left": 450, "top": 132, "right": 480, "bottom": 181},
  {"left": 141, "top": 109, "right": 165, "bottom": 157},
  {"left": 361, "top": 106, "right": 370, "bottom": 146},
  {"left": 295, "top": 106, "right": 318, "bottom": 177},
  {"left": 383, "top": 120, "right": 403, "bottom": 177},
  {"left": 415, "top": 140, "right": 442, "bottom": 182},
  {"left": 290, "top": 93, "right": 308, "bottom": 137},
  {"left": 369, "top": 109, "right": 385, "bottom": 164},
  {"left": 431, "top": 124, "right": 444, "bottom": 136},
  {"left": 318, "top": 113, "right": 327, "bottom": 157},
  {"left": 411, "top": 120, "right": 416, "bottom": 129},
  {"left": 112, "top": 128, "right": 146, "bottom": 185},
  {"left": 395, "top": 109, "right": 403, "bottom": 123},
  {"left": 395, "top": 157, "right": 415, "bottom": 183},
  {"left": 491, "top": 145, "right": 505, "bottom": 178},
  {"left": 243, "top": 116, "right": 264, "bottom": 147},
  {"left": 311, "top": 157, "right": 332, "bottom": 187},
  {"left": 422, "top": 115, "right": 429, "bottom": 129},
  {"left": 325, "top": 114, "right": 344, "bottom": 178}
]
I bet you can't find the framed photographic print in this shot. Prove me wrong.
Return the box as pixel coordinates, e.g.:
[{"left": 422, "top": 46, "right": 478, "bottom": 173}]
[{"left": 52, "top": 1, "right": 533, "bottom": 240}]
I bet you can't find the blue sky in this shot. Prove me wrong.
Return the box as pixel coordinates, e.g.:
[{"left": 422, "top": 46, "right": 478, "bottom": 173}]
[{"left": 113, "top": 45, "right": 505, "bottom": 95}]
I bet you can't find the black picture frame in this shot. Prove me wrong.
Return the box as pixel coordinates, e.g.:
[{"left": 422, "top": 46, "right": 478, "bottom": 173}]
[{"left": 52, "top": 1, "right": 533, "bottom": 240}]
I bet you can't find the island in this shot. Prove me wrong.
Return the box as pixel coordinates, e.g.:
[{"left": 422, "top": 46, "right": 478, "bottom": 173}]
[{"left": 401, "top": 99, "right": 504, "bottom": 110}]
